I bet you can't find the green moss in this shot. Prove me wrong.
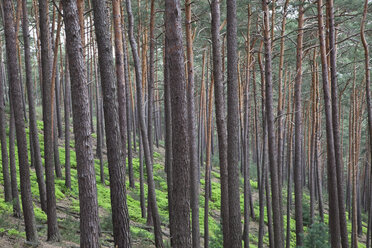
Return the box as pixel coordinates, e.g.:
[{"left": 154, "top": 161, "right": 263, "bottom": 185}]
[
  {"left": 34, "top": 205, "right": 47, "bottom": 221},
  {"left": 0, "top": 200, "right": 12, "bottom": 213},
  {"left": 7, "top": 228, "right": 25, "bottom": 238}
]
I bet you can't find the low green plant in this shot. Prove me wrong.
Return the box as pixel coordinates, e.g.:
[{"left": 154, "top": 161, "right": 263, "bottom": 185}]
[{"left": 303, "top": 221, "right": 330, "bottom": 248}]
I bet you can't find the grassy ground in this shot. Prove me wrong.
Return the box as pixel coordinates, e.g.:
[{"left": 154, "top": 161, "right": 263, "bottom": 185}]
[{"left": 0, "top": 119, "right": 369, "bottom": 247}]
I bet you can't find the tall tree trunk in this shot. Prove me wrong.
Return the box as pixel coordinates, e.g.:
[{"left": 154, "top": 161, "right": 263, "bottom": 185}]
[
  {"left": 361, "top": 3, "right": 372, "bottom": 247},
  {"left": 62, "top": 0, "right": 100, "bottom": 246},
  {"left": 277, "top": 0, "right": 290, "bottom": 193},
  {"left": 64, "top": 54, "right": 71, "bottom": 189},
  {"left": 148, "top": 0, "right": 155, "bottom": 164},
  {"left": 210, "top": 1, "right": 229, "bottom": 246},
  {"left": 121, "top": 9, "right": 135, "bottom": 189},
  {"left": 3, "top": 0, "right": 38, "bottom": 242},
  {"left": 243, "top": 8, "right": 252, "bottom": 246},
  {"left": 204, "top": 79, "right": 214, "bottom": 248},
  {"left": 164, "top": 0, "right": 191, "bottom": 246},
  {"left": 226, "top": 0, "right": 242, "bottom": 246},
  {"left": 294, "top": 2, "right": 304, "bottom": 245},
  {"left": 53, "top": 100, "right": 62, "bottom": 178},
  {"left": 326, "top": 1, "right": 348, "bottom": 247},
  {"left": 262, "top": 1, "right": 283, "bottom": 247},
  {"left": 163, "top": 34, "right": 174, "bottom": 243},
  {"left": 21, "top": 0, "right": 47, "bottom": 211},
  {"left": 94, "top": 50, "right": 105, "bottom": 185},
  {"left": 317, "top": 0, "right": 341, "bottom": 246},
  {"left": 91, "top": 0, "right": 132, "bottom": 246},
  {"left": 113, "top": 0, "right": 127, "bottom": 183},
  {"left": 0, "top": 44, "right": 11, "bottom": 203},
  {"left": 185, "top": 1, "right": 200, "bottom": 247},
  {"left": 55, "top": 65, "right": 62, "bottom": 138},
  {"left": 125, "top": 0, "right": 164, "bottom": 246},
  {"left": 38, "top": 0, "right": 60, "bottom": 241},
  {"left": 243, "top": 62, "right": 250, "bottom": 248},
  {"left": 139, "top": 133, "right": 146, "bottom": 218},
  {"left": 9, "top": 100, "right": 21, "bottom": 218}
]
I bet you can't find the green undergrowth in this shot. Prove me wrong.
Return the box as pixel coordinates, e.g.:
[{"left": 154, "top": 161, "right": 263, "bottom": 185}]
[{"left": 0, "top": 119, "right": 370, "bottom": 247}]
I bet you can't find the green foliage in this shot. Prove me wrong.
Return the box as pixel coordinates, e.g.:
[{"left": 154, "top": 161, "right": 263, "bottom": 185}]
[
  {"left": 302, "top": 200, "right": 311, "bottom": 227},
  {"left": 303, "top": 222, "right": 330, "bottom": 248},
  {"left": 6, "top": 228, "right": 25, "bottom": 238},
  {"left": 209, "top": 223, "right": 223, "bottom": 248},
  {"left": 34, "top": 205, "right": 47, "bottom": 221},
  {"left": 0, "top": 198, "right": 12, "bottom": 214},
  {"left": 59, "top": 216, "right": 80, "bottom": 243}
]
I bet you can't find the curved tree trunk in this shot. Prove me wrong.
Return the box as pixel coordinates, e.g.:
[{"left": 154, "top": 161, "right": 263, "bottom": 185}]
[{"left": 125, "top": 0, "right": 164, "bottom": 246}]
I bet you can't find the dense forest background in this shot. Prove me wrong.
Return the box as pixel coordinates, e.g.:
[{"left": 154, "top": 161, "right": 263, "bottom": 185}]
[{"left": 0, "top": 0, "right": 371, "bottom": 247}]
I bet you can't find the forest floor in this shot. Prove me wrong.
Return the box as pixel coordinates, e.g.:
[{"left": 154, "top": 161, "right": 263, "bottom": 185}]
[{"left": 0, "top": 120, "right": 370, "bottom": 247}]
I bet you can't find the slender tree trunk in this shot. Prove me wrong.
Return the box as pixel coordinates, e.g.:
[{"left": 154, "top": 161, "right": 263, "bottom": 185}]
[
  {"left": 38, "top": 0, "right": 60, "bottom": 241},
  {"left": 53, "top": 100, "right": 62, "bottom": 178},
  {"left": 226, "top": 0, "right": 242, "bottom": 246},
  {"left": 204, "top": 79, "right": 214, "bottom": 248},
  {"left": 94, "top": 52, "right": 105, "bottom": 185},
  {"left": 262, "top": 1, "right": 283, "bottom": 247},
  {"left": 64, "top": 55, "right": 71, "bottom": 189},
  {"left": 294, "top": 2, "right": 304, "bottom": 245},
  {"left": 21, "top": 0, "right": 47, "bottom": 211},
  {"left": 139, "top": 133, "right": 146, "bottom": 218},
  {"left": 185, "top": 1, "right": 200, "bottom": 247},
  {"left": 9, "top": 101, "right": 21, "bottom": 218},
  {"left": 121, "top": 10, "right": 135, "bottom": 189},
  {"left": 113, "top": 0, "right": 127, "bottom": 182},
  {"left": 326, "top": 2, "right": 349, "bottom": 247},
  {"left": 317, "top": 1, "right": 341, "bottom": 246},
  {"left": 55, "top": 65, "right": 62, "bottom": 138},
  {"left": 91, "top": 0, "right": 132, "bottom": 246},
  {"left": 3, "top": 0, "right": 38, "bottom": 242},
  {"left": 243, "top": 62, "right": 250, "bottom": 248},
  {"left": 286, "top": 97, "right": 294, "bottom": 248},
  {"left": 210, "top": 2, "right": 229, "bottom": 246},
  {"left": 62, "top": 1, "right": 100, "bottom": 246},
  {"left": 163, "top": 34, "right": 174, "bottom": 243},
  {"left": 148, "top": 0, "right": 155, "bottom": 162},
  {"left": 0, "top": 44, "right": 11, "bottom": 203},
  {"left": 361, "top": 3, "right": 372, "bottom": 247},
  {"left": 125, "top": 0, "right": 164, "bottom": 246},
  {"left": 277, "top": 0, "right": 290, "bottom": 195}
]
